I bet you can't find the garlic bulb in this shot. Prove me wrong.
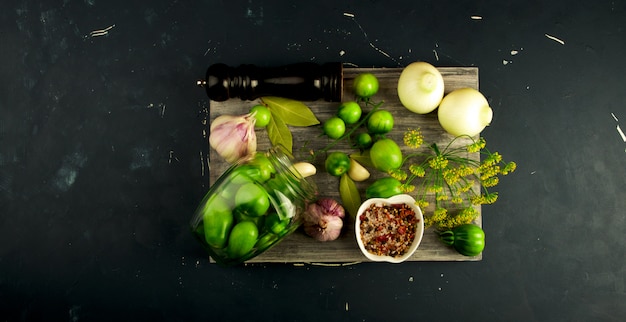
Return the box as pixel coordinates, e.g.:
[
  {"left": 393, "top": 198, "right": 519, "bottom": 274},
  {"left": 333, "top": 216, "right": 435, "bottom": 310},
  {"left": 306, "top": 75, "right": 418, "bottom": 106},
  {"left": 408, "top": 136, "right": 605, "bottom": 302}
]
[
  {"left": 437, "top": 88, "right": 493, "bottom": 137},
  {"left": 303, "top": 198, "right": 345, "bottom": 242},
  {"left": 209, "top": 113, "right": 257, "bottom": 163}
]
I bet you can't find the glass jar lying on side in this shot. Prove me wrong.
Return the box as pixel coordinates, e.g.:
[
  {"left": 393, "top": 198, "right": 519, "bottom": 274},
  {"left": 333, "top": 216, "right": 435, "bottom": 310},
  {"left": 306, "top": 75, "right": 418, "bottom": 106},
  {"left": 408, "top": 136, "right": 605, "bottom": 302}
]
[{"left": 190, "top": 146, "right": 317, "bottom": 266}]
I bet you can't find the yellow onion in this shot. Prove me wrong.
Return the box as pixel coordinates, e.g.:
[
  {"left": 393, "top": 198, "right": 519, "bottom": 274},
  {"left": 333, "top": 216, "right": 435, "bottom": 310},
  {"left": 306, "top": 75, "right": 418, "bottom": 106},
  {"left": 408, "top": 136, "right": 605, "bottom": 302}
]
[
  {"left": 437, "top": 88, "right": 493, "bottom": 137},
  {"left": 209, "top": 113, "right": 257, "bottom": 163},
  {"left": 397, "top": 61, "right": 445, "bottom": 114}
]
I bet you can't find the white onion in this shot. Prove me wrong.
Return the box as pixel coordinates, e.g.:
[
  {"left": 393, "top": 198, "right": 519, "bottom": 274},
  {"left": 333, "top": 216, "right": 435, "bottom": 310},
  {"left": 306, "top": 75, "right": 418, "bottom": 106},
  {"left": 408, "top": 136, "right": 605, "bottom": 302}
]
[
  {"left": 397, "top": 61, "right": 445, "bottom": 114},
  {"left": 437, "top": 88, "right": 493, "bottom": 137}
]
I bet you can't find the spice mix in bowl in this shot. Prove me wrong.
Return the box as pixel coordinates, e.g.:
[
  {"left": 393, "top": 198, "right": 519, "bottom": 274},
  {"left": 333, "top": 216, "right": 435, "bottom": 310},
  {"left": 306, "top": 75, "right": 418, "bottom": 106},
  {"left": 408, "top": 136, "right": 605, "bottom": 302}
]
[{"left": 355, "top": 194, "right": 424, "bottom": 263}]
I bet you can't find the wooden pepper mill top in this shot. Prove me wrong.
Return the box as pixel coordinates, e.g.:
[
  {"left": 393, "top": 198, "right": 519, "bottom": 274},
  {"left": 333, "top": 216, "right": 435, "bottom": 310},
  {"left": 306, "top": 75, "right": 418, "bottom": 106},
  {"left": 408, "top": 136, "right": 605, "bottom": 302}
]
[{"left": 198, "top": 62, "right": 343, "bottom": 102}]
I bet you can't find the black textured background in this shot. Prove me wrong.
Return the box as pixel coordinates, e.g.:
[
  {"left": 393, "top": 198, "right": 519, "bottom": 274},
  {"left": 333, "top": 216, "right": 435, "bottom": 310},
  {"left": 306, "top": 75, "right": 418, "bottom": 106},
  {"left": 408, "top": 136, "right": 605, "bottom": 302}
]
[{"left": 1, "top": 1, "right": 625, "bottom": 321}]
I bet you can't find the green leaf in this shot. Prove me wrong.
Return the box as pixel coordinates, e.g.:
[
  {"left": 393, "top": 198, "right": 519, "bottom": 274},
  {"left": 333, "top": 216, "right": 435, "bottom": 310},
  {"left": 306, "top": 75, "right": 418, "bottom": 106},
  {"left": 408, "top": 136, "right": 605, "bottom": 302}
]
[
  {"left": 340, "top": 173, "right": 361, "bottom": 218},
  {"left": 267, "top": 110, "right": 293, "bottom": 152},
  {"left": 262, "top": 97, "right": 320, "bottom": 126},
  {"left": 349, "top": 151, "right": 373, "bottom": 168}
]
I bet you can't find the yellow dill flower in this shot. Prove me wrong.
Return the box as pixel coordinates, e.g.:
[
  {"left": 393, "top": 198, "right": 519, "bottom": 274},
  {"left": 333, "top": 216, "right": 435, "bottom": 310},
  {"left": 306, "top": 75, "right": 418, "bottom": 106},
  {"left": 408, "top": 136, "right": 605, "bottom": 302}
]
[
  {"left": 483, "top": 192, "right": 498, "bottom": 204},
  {"left": 460, "top": 180, "right": 475, "bottom": 192},
  {"left": 443, "top": 168, "right": 460, "bottom": 185},
  {"left": 403, "top": 128, "right": 424, "bottom": 148},
  {"left": 423, "top": 216, "right": 435, "bottom": 228},
  {"left": 502, "top": 161, "right": 517, "bottom": 175},
  {"left": 467, "top": 138, "right": 486, "bottom": 153},
  {"left": 436, "top": 194, "right": 449, "bottom": 201},
  {"left": 432, "top": 207, "right": 448, "bottom": 221},
  {"left": 471, "top": 195, "right": 484, "bottom": 205},
  {"left": 457, "top": 164, "right": 475, "bottom": 177},
  {"left": 427, "top": 184, "right": 443, "bottom": 193},
  {"left": 428, "top": 155, "right": 449, "bottom": 170},
  {"left": 415, "top": 199, "right": 429, "bottom": 209},
  {"left": 451, "top": 196, "right": 463, "bottom": 204},
  {"left": 409, "top": 164, "right": 426, "bottom": 177},
  {"left": 401, "top": 184, "right": 415, "bottom": 193},
  {"left": 482, "top": 176, "right": 499, "bottom": 187},
  {"left": 389, "top": 169, "right": 407, "bottom": 181},
  {"left": 480, "top": 165, "right": 500, "bottom": 180}
]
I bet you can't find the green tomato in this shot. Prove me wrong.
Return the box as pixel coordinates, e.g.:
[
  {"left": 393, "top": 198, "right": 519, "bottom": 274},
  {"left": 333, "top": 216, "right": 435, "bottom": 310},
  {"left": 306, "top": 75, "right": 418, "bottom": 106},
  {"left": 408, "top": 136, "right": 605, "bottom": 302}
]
[
  {"left": 354, "top": 132, "right": 373, "bottom": 149},
  {"left": 227, "top": 221, "right": 259, "bottom": 258},
  {"left": 201, "top": 196, "right": 234, "bottom": 249},
  {"left": 248, "top": 153, "right": 276, "bottom": 182},
  {"left": 365, "top": 177, "right": 403, "bottom": 199},
  {"left": 325, "top": 152, "right": 351, "bottom": 177},
  {"left": 323, "top": 116, "right": 346, "bottom": 139},
  {"left": 250, "top": 104, "right": 271, "bottom": 127},
  {"left": 353, "top": 73, "right": 379, "bottom": 98},
  {"left": 367, "top": 110, "right": 394, "bottom": 134},
  {"left": 438, "top": 224, "right": 485, "bottom": 256},
  {"left": 234, "top": 182, "right": 270, "bottom": 217},
  {"left": 369, "top": 138, "right": 403, "bottom": 172},
  {"left": 337, "top": 101, "right": 362, "bottom": 124}
]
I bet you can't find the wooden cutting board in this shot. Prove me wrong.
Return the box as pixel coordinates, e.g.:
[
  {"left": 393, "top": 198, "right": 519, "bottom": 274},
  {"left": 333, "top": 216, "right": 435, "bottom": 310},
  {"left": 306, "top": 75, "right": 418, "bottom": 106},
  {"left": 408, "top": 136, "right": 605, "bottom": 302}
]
[{"left": 208, "top": 66, "right": 482, "bottom": 263}]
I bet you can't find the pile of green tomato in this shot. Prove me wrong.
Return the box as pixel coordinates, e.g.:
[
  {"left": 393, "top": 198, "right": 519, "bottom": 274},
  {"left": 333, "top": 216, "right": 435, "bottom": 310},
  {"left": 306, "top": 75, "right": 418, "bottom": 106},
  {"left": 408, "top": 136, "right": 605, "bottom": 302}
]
[
  {"left": 191, "top": 152, "right": 311, "bottom": 266},
  {"left": 321, "top": 73, "right": 405, "bottom": 199}
]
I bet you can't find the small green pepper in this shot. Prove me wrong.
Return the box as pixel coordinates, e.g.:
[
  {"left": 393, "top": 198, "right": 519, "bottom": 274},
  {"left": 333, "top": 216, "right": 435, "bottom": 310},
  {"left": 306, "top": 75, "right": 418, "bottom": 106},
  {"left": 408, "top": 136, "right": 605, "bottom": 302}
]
[
  {"left": 365, "top": 177, "right": 403, "bottom": 199},
  {"left": 438, "top": 224, "right": 485, "bottom": 256}
]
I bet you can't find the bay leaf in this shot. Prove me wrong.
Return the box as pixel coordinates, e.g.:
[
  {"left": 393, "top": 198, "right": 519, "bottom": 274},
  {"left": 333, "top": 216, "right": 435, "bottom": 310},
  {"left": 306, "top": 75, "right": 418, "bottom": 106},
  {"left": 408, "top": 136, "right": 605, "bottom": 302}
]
[
  {"left": 350, "top": 151, "right": 373, "bottom": 168},
  {"left": 267, "top": 110, "right": 293, "bottom": 152},
  {"left": 340, "top": 173, "right": 361, "bottom": 218},
  {"left": 262, "top": 96, "right": 320, "bottom": 126}
]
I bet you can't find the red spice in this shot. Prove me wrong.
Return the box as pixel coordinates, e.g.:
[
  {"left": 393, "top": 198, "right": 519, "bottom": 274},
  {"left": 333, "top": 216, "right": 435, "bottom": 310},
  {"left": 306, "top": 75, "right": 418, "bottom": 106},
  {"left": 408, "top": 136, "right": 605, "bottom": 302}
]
[{"left": 359, "top": 203, "right": 419, "bottom": 257}]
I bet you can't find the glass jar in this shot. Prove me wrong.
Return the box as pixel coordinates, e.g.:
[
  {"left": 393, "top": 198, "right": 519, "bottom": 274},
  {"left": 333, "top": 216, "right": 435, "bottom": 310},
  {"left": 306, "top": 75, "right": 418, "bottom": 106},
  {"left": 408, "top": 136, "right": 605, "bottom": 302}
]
[{"left": 190, "top": 146, "right": 317, "bottom": 266}]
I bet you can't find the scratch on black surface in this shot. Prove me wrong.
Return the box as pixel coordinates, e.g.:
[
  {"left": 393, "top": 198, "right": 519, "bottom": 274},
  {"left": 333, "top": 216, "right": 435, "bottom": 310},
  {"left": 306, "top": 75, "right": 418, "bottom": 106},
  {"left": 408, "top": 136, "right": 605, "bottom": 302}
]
[{"left": 343, "top": 12, "right": 401, "bottom": 67}]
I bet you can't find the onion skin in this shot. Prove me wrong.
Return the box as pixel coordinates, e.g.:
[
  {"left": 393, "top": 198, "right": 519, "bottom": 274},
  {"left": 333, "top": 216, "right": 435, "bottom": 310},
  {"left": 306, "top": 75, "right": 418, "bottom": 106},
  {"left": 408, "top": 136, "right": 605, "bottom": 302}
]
[
  {"left": 437, "top": 88, "right": 493, "bottom": 137},
  {"left": 397, "top": 62, "right": 445, "bottom": 114}
]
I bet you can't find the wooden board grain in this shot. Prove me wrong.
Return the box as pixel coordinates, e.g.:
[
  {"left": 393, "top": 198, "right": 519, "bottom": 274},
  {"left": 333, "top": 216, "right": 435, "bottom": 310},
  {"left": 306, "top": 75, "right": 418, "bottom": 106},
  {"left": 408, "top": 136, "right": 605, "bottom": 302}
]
[{"left": 208, "top": 66, "right": 482, "bottom": 263}]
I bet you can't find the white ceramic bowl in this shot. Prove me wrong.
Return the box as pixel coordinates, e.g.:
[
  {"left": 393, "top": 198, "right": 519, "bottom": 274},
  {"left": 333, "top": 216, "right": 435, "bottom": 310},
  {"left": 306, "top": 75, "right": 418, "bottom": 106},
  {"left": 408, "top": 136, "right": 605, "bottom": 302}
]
[{"left": 355, "top": 194, "right": 425, "bottom": 263}]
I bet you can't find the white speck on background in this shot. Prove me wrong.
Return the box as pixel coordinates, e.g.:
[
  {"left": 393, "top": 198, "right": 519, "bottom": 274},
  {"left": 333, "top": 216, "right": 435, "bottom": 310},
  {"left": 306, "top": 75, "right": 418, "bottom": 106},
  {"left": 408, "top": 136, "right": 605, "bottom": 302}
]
[
  {"left": 503, "top": 60, "right": 511, "bottom": 65},
  {"left": 611, "top": 113, "right": 619, "bottom": 122},
  {"left": 408, "top": 276, "right": 414, "bottom": 282},
  {"left": 617, "top": 125, "right": 626, "bottom": 142},
  {"left": 531, "top": 171, "right": 536, "bottom": 175},
  {"left": 345, "top": 302, "right": 349, "bottom": 311},
  {"left": 470, "top": 15, "right": 483, "bottom": 20},
  {"left": 343, "top": 12, "right": 355, "bottom": 18},
  {"left": 511, "top": 50, "right": 519, "bottom": 55},
  {"left": 545, "top": 33, "right": 565, "bottom": 45},
  {"left": 433, "top": 49, "right": 439, "bottom": 61},
  {"left": 339, "top": 50, "right": 345, "bottom": 56}
]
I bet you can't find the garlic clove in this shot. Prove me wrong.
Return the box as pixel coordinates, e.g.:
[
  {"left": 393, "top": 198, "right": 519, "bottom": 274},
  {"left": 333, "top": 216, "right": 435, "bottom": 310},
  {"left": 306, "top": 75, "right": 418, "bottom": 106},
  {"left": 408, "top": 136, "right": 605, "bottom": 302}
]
[
  {"left": 291, "top": 162, "right": 317, "bottom": 178},
  {"left": 348, "top": 158, "right": 370, "bottom": 182},
  {"left": 209, "top": 114, "right": 257, "bottom": 163}
]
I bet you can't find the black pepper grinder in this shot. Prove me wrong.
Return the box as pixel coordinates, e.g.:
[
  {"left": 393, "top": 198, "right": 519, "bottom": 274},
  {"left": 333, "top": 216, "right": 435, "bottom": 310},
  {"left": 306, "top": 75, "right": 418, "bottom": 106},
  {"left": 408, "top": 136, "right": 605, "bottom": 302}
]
[{"left": 197, "top": 62, "right": 343, "bottom": 102}]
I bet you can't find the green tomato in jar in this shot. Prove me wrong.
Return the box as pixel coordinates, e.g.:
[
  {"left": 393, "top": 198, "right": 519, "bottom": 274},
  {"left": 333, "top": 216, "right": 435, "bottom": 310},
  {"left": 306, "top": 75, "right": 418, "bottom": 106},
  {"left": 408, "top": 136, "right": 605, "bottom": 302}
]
[
  {"left": 264, "top": 212, "right": 290, "bottom": 235},
  {"left": 234, "top": 182, "right": 271, "bottom": 217},
  {"left": 201, "top": 195, "right": 234, "bottom": 249},
  {"left": 227, "top": 221, "right": 259, "bottom": 258},
  {"left": 248, "top": 154, "right": 276, "bottom": 182},
  {"left": 255, "top": 232, "right": 279, "bottom": 251},
  {"left": 369, "top": 138, "right": 403, "bottom": 172}
]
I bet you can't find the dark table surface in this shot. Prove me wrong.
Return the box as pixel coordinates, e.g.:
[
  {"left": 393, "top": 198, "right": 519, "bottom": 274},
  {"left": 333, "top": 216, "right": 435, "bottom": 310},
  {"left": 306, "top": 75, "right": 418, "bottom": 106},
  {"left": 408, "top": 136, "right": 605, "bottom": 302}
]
[{"left": 2, "top": 0, "right": 625, "bottom": 321}]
